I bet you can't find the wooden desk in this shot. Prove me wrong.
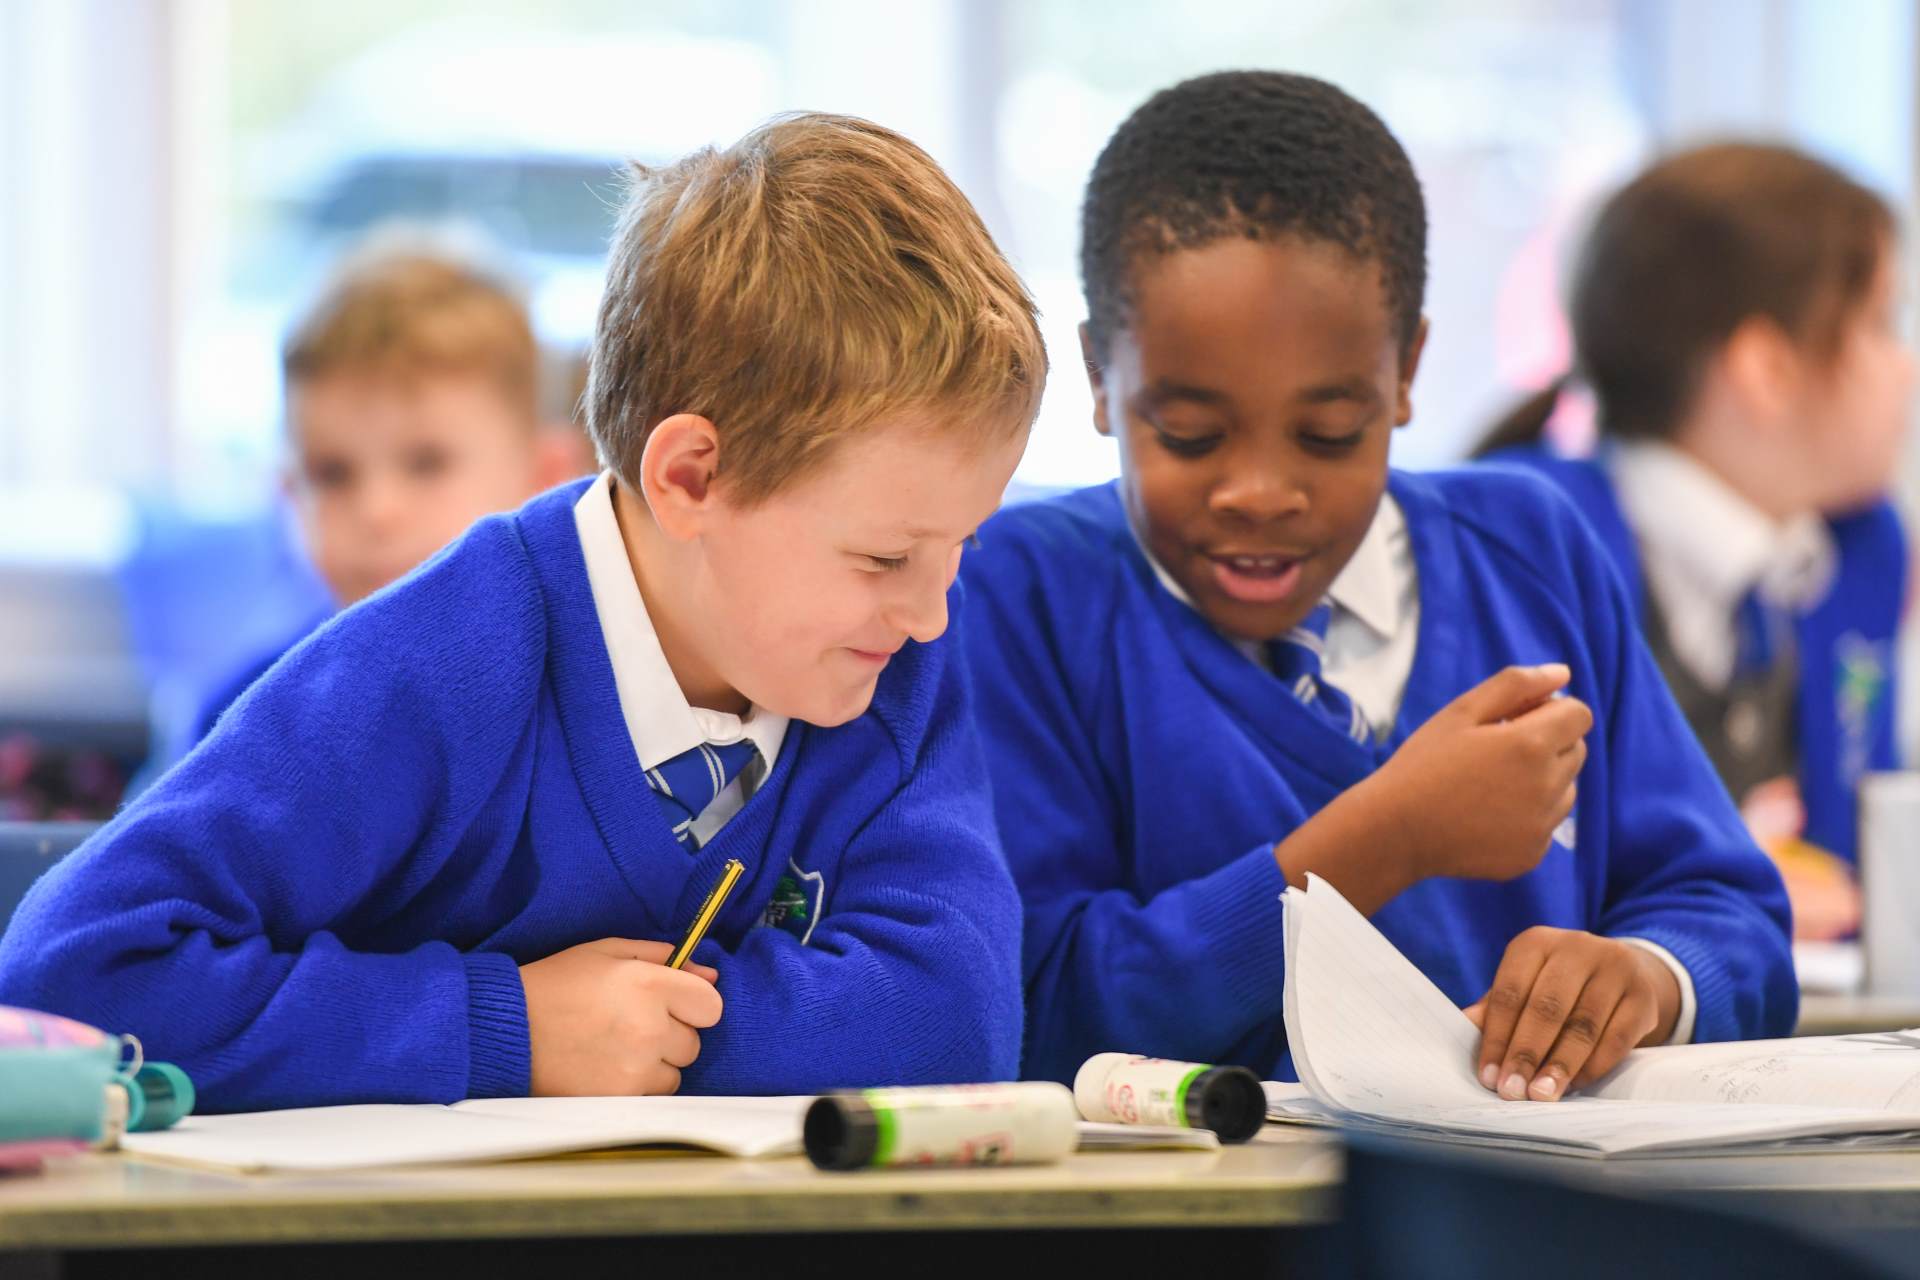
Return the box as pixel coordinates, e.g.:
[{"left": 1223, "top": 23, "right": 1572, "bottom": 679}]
[
  {"left": 10, "top": 1126, "right": 1920, "bottom": 1277},
  {"left": 0, "top": 1131, "right": 1344, "bottom": 1275},
  {"left": 1795, "top": 994, "right": 1920, "bottom": 1036}
]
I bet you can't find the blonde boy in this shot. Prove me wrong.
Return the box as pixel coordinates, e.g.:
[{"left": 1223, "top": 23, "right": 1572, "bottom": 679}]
[
  {"left": 184, "top": 247, "right": 557, "bottom": 749},
  {"left": 1, "top": 115, "right": 1045, "bottom": 1109}
]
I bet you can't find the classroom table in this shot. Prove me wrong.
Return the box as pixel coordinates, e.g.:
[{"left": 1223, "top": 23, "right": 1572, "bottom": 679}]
[
  {"left": 0, "top": 1130, "right": 1345, "bottom": 1278},
  {"left": 1796, "top": 993, "right": 1920, "bottom": 1037},
  {"left": 9, "top": 1124, "right": 1920, "bottom": 1278}
]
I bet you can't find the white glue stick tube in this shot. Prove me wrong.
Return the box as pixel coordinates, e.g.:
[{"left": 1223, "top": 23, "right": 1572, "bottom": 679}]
[
  {"left": 804, "top": 1082, "right": 1078, "bottom": 1171},
  {"left": 1073, "top": 1053, "right": 1265, "bottom": 1142}
]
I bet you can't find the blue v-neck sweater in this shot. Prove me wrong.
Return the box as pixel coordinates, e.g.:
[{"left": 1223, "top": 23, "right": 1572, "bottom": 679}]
[
  {"left": 1488, "top": 445, "right": 1906, "bottom": 867},
  {"left": 0, "top": 480, "right": 1023, "bottom": 1111},
  {"left": 959, "top": 471, "right": 1794, "bottom": 1085}
]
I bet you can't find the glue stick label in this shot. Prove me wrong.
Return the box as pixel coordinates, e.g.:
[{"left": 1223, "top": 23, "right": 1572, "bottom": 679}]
[
  {"left": 860, "top": 1082, "right": 1077, "bottom": 1167},
  {"left": 1075, "top": 1054, "right": 1207, "bottom": 1128}
]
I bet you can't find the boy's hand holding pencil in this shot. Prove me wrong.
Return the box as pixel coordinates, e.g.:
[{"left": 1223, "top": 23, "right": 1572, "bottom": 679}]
[{"left": 518, "top": 939, "right": 722, "bottom": 1097}]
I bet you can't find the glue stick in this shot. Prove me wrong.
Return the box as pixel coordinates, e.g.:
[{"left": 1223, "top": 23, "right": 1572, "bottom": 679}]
[
  {"left": 803, "top": 1082, "right": 1077, "bottom": 1170},
  {"left": 1073, "top": 1053, "right": 1265, "bottom": 1142}
]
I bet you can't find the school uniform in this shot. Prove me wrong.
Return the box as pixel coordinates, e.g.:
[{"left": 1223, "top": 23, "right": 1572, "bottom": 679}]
[
  {"left": 1491, "top": 442, "right": 1906, "bottom": 866},
  {"left": 0, "top": 473, "right": 1023, "bottom": 1110},
  {"left": 180, "top": 604, "right": 335, "bottom": 755},
  {"left": 958, "top": 470, "right": 1793, "bottom": 1086}
]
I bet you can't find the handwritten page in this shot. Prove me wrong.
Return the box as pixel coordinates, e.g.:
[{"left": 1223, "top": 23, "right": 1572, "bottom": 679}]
[
  {"left": 1588, "top": 1030, "right": 1920, "bottom": 1111},
  {"left": 1279, "top": 874, "right": 1920, "bottom": 1157}
]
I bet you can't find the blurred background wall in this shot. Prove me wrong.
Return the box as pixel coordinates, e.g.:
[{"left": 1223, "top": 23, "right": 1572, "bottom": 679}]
[{"left": 1, "top": 0, "right": 1916, "bottom": 802}]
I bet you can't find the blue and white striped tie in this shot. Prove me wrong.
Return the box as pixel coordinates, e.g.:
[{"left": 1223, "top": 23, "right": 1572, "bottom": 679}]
[
  {"left": 1268, "top": 603, "right": 1370, "bottom": 744},
  {"left": 1731, "top": 586, "right": 1784, "bottom": 677},
  {"left": 645, "top": 739, "right": 760, "bottom": 850}
]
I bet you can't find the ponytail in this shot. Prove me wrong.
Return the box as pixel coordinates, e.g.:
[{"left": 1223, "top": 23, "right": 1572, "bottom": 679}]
[{"left": 1470, "top": 375, "right": 1569, "bottom": 459}]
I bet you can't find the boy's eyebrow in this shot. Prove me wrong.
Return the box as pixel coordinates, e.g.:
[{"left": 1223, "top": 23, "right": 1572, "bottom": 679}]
[
  {"left": 1136, "top": 382, "right": 1231, "bottom": 409},
  {"left": 896, "top": 523, "right": 980, "bottom": 541},
  {"left": 1298, "top": 379, "right": 1379, "bottom": 406}
]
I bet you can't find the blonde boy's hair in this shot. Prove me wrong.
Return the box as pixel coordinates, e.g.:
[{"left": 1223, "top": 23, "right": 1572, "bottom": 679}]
[
  {"left": 587, "top": 113, "right": 1047, "bottom": 503},
  {"left": 283, "top": 240, "right": 539, "bottom": 424}
]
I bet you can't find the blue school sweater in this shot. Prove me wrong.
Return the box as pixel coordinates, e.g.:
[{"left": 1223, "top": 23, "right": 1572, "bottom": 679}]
[
  {"left": 0, "top": 479, "right": 1023, "bottom": 1111},
  {"left": 959, "top": 471, "right": 1794, "bottom": 1085},
  {"left": 179, "top": 605, "right": 333, "bottom": 758},
  {"left": 1491, "top": 446, "right": 1906, "bottom": 867}
]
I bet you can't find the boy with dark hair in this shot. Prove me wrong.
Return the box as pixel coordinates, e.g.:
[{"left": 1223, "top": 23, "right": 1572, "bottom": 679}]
[{"left": 962, "top": 72, "right": 1792, "bottom": 1101}]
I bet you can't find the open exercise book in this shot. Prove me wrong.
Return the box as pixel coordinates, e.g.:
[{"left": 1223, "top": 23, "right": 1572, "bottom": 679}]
[
  {"left": 121, "top": 1096, "right": 1212, "bottom": 1174},
  {"left": 1272, "top": 873, "right": 1920, "bottom": 1158}
]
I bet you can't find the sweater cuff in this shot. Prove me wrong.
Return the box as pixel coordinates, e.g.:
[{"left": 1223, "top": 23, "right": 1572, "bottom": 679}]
[
  {"left": 1185, "top": 843, "right": 1294, "bottom": 1016},
  {"left": 1616, "top": 937, "right": 1697, "bottom": 1044},
  {"left": 464, "top": 951, "right": 531, "bottom": 1098},
  {"left": 1610, "top": 924, "right": 1739, "bottom": 1043}
]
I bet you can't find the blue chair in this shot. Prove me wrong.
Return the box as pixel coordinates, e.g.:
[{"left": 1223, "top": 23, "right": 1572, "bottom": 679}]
[{"left": 0, "top": 823, "right": 96, "bottom": 936}]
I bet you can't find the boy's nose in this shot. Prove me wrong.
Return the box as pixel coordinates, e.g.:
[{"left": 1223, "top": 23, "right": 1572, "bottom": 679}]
[
  {"left": 356, "top": 474, "right": 408, "bottom": 534},
  {"left": 887, "top": 579, "right": 951, "bottom": 646},
  {"left": 1211, "top": 470, "right": 1308, "bottom": 523}
]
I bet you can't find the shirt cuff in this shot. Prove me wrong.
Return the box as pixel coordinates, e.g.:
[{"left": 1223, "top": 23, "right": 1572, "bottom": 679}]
[{"left": 1617, "top": 936, "right": 1697, "bottom": 1045}]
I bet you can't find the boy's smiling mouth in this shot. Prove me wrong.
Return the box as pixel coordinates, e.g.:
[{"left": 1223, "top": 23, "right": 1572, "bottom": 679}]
[{"left": 1206, "top": 549, "right": 1308, "bottom": 605}]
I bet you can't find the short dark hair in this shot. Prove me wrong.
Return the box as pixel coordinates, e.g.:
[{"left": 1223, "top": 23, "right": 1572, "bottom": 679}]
[{"left": 1080, "top": 70, "right": 1427, "bottom": 359}]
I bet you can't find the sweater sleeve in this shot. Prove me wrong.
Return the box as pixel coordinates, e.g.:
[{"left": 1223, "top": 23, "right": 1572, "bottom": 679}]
[
  {"left": 1567, "top": 507, "right": 1798, "bottom": 1042},
  {"left": 0, "top": 522, "right": 545, "bottom": 1110},
  {"left": 959, "top": 529, "right": 1292, "bottom": 1086},
  {"left": 678, "top": 591, "right": 1025, "bottom": 1093}
]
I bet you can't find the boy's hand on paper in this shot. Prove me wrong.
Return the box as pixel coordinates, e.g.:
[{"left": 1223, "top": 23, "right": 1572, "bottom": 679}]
[
  {"left": 1371, "top": 663, "right": 1591, "bottom": 884},
  {"left": 1464, "top": 928, "right": 1680, "bottom": 1102},
  {"left": 520, "top": 938, "right": 723, "bottom": 1096}
]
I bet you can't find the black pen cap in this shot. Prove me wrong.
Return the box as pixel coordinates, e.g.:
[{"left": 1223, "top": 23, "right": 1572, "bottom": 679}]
[
  {"left": 804, "top": 1093, "right": 880, "bottom": 1170},
  {"left": 1187, "top": 1066, "right": 1265, "bottom": 1143}
]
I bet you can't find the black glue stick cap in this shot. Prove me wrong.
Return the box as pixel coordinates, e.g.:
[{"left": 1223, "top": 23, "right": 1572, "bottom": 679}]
[
  {"left": 804, "top": 1094, "right": 880, "bottom": 1170},
  {"left": 1187, "top": 1066, "right": 1264, "bottom": 1143}
]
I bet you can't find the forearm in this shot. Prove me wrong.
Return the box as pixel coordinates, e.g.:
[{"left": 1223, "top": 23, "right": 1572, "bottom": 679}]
[
  {"left": 1272, "top": 775, "right": 1421, "bottom": 916},
  {"left": 1021, "top": 843, "right": 1292, "bottom": 1083},
  {"left": 0, "top": 908, "right": 527, "bottom": 1110}
]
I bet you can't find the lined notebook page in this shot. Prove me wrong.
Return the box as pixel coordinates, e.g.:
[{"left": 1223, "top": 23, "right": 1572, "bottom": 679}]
[{"left": 1281, "top": 872, "right": 1497, "bottom": 1115}]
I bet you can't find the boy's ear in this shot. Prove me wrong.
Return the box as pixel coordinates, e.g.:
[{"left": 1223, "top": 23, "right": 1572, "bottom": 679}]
[
  {"left": 1079, "top": 322, "right": 1114, "bottom": 437},
  {"left": 1393, "top": 316, "right": 1430, "bottom": 429},
  {"left": 638, "top": 413, "right": 723, "bottom": 540}
]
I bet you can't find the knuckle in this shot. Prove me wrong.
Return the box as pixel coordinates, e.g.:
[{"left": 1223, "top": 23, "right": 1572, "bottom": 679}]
[
  {"left": 1527, "top": 992, "right": 1568, "bottom": 1023},
  {"left": 1560, "top": 1012, "right": 1602, "bottom": 1046},
  {"left": 1507, "top": 1046, "right": 1541, "bottom": 1073},
  {"left": 1488, "top": 985, "right": 1528, "bottom": 1014}
]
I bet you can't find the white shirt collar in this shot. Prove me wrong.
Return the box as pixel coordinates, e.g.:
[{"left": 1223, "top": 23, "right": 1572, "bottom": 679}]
[
  {"left": 1129, "top": 492, "right": 1408, "bottom": 642},
  {"left": 572, "top": 471, "right": 788, "bottom": 774},
  {"left": 1610, "top": 441, "right": 1836, "bottom": 613}
]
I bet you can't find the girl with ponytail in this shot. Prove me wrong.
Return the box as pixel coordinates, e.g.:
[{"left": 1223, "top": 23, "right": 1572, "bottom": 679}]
[{"left": 1482, "top": 142, "right": 1913, "bottom": 940}]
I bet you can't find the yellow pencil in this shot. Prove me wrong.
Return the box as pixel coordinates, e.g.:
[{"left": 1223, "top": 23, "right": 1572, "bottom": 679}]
[{"left": 668, "top": 858, "right": 745, "bottom": 969}]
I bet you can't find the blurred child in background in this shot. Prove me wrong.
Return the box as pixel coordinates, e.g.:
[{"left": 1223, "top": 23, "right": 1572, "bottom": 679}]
[
  {"left": 181, "top": 241, "right": 590, "bottom": 753},
  {"left": 1481, "top": 143, "right": 1914, "bottom": 940}
]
